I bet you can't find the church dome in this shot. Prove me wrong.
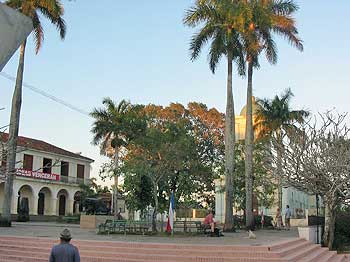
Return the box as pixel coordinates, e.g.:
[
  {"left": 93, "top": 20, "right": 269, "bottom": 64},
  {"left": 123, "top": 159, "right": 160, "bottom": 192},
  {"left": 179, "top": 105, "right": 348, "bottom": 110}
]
[{"left": 240, "top": 96, "right": 260, "bottom": 116}]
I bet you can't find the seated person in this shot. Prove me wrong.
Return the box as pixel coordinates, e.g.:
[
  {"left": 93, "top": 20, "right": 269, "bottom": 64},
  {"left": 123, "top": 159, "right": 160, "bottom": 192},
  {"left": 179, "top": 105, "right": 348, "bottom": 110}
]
[{"left": 203, "top": 209, "right": 215, "bottom": 233}]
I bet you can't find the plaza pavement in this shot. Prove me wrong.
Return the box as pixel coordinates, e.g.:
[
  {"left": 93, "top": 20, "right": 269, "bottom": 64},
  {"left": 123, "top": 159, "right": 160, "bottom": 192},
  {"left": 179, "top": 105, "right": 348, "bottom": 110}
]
[{"left": 0, "top": 221, "right": 299, "bottom": 245}]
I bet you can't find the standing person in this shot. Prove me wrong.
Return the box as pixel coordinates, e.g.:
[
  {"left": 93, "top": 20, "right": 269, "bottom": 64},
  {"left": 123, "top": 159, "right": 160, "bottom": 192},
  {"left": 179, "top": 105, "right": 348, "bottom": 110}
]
[
  {"left": 285, "top": 205, "right": 292, "bottom": 230},
  {"left": 49, "top": 229, "right": 80, "bottom": 262},
  {"left": 260, "top": 210, "right": 265, "bottom": 229},
  {"left": 275, "top": 208, "right": 282, "bottom": 230}
]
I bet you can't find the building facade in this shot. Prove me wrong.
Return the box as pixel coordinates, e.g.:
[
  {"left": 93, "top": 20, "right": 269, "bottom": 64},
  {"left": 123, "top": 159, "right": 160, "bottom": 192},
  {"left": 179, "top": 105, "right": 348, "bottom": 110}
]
[{"left": 0, "top": 134, "right": 94, "bottom": 217}]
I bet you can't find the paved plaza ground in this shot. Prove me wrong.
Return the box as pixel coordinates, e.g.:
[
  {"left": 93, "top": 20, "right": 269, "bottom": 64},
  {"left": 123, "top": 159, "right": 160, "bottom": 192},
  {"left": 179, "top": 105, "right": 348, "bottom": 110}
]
[{"left": 0, "top": 222, "right": 299, "bottom": 246}]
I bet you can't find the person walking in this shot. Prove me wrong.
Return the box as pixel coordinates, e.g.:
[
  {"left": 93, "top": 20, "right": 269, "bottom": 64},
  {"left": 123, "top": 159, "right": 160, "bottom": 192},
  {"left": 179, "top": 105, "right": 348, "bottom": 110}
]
[
  {"left": 49, "top": 228, "right": 80, "bottom": 262},
  {"left": 285, "top": 205, "right": 292, "bottom": 230}
]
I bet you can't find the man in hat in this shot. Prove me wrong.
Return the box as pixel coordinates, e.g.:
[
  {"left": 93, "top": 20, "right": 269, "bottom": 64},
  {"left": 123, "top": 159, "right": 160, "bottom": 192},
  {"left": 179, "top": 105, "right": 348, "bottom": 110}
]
[{"left": 49, "top": 228, "right": 80, "bottom": 262}]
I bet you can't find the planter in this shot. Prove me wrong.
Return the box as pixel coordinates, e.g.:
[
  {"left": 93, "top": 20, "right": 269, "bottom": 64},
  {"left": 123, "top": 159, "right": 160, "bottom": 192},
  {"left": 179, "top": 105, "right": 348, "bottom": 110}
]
[{"left": 298, "top": 226, "right": 322, "bottom": 244}]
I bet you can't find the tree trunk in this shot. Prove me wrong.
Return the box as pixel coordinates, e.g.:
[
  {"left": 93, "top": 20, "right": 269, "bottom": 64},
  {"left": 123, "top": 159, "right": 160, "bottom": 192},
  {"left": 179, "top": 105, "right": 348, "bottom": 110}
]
[
  {"left": 151, "top": 179, "right": 158, "bottom": 233},
  {"left": 224, "top": 50, "right": 235, "bottom": 231},
  {"left": 113, "top": 147, "right": 119, "bottom": 219},
  {"left": 245, "top": 60, "right": 254, "bottom": 229},
  {"left": 2, "top": 40, "right": 26, "bottom": 224},
  {"left": 276, "top": 131, "right": 283, "bottom": 210},
  {"left": 324, "top": 200, "right": 336, "bottom": 249}
]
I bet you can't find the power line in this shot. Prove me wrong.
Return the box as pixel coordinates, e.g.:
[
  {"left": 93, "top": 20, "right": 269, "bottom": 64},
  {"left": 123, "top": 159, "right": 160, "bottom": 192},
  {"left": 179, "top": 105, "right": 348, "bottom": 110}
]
[{"left": 0, "top": 72, "right": 90, "bottom": 117}]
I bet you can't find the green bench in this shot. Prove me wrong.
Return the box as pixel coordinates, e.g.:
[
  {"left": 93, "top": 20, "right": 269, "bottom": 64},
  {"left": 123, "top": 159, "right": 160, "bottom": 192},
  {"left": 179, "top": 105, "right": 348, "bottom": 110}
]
[
  {"left": 61, "top": 216, "right": 80, "bottom": 224},
  {"left": 174, "top": 220, "right": 203, "bottom": 233},
  {"left": 98, "top": 220, "right": 150, "bottom": 235}
]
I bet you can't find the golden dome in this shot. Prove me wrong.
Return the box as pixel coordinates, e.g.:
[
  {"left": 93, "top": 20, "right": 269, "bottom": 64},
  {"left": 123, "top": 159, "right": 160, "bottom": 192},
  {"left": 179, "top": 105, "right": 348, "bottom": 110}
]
[{"left": 240, "top": 96, "right": 260, "bottom": 116}]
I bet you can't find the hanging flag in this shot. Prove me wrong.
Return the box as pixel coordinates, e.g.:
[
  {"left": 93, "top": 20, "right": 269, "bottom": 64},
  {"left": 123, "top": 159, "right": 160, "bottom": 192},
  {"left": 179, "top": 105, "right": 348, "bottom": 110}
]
[{"left": 166, "top": 192, "right": 175, "bottom": 234}]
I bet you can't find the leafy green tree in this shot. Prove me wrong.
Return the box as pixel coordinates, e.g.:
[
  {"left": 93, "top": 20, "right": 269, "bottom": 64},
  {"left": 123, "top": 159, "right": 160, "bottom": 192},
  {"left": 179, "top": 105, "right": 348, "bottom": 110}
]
[
  {"left": 123, "top": 120, "right": 200, "bottom": 232},
  {"left": 255, "top": 89, "right": 309, "bottom": 210},
  {"left": 121, "top": 102, "right": 222, "bottom": 231},
  {"left": 2, "top": 0, "right": 66, "bottom": 225},
  {"left": 243, "top": 0, "right": 303, "bottom": 229},
  {"left": 123, "top": 174, "right": 153, "bottom": 213},
  {"left": 232, "top": 142, "right": 276, "bottom": 213},
  {"left": 184, "top": 0, "right": 246, "bottom": 231}
]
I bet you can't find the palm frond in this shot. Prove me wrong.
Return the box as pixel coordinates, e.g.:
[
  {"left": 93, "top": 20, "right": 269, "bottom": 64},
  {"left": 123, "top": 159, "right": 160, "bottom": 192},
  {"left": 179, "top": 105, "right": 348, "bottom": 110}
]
[
  {"left": 208, "top": 30, "right": 225, "bottom": 73},
  {"left": 272, "top": 0, "right": 299, "bottom": 16},
  {"left": 272, "top": 25, "right": 303, "bottom": 51},
  {"left": 32, "top": 12, "right": 44, "bottom": 54},
  {"left": 190, "top": 24, "right": 217, "bottom": 61},
  {"left": 183, "top": 2, "right": 219, "bottom": 27}
]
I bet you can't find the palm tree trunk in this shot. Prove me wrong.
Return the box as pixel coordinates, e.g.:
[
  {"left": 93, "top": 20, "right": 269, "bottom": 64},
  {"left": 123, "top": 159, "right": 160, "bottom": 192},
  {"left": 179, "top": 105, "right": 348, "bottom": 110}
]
[
  {"left": 113, "top": 147, "right": 119, "bottom": 219},
  {"left": 245, "top": 60, "right": 254, "bottom": 229},
  {"left": 2, "top": 40, "right": 27, "bottom": 225},
  {"left": 224, "top": 50, "right": 235, "bottom": 231}
]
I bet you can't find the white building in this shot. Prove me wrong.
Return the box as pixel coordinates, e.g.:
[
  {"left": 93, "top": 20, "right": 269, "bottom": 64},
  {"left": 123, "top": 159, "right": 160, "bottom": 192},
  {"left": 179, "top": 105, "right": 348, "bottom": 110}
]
[{"left": 0, "top": 134, "right": 94, "bottom": 218}]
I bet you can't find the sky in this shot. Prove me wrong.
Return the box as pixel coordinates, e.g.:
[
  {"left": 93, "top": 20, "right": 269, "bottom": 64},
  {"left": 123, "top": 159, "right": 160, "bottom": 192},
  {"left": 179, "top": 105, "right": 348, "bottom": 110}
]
[{"left": 1, "top": 1, "right": 350, "bottom": 186}]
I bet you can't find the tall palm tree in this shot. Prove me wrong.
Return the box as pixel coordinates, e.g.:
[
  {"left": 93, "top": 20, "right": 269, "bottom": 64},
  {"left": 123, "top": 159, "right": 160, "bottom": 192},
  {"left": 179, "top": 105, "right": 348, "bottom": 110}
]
[
  {"left": 183, "top": 0, "right": 246, "bottom": 231},
  {"left": 243, "top": 0, "right": 303, "bottom": 229},
  {"left": 90, "top": 98, "right": 131, "bottom": 218},
  {"left": 2, "top": 0, "right": 66, "bottom": 224},
  {"left": 255, "top": 88, "right": 309, "bottom": 211}
]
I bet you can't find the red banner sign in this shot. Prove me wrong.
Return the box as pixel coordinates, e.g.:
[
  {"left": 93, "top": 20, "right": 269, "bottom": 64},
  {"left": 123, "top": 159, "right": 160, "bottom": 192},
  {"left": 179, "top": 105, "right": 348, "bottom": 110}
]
[{"left": 16, "top": 168, "right": 60, "bottom": 181}]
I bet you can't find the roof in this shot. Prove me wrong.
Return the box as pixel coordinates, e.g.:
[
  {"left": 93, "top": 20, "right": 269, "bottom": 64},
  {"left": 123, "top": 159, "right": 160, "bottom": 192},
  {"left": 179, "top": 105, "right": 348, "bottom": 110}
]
[
  {"left": 1, "top": 133, "right": 94, "bottom": 162},
  {"left": 240, "top": 96, "right": 261, "bottom": 116}
]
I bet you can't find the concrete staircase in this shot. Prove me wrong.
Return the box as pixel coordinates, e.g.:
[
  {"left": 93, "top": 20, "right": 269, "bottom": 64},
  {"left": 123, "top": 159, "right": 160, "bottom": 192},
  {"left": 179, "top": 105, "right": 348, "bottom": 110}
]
[{"left": 0, "top": 236, "right": 348, "bottom": 261}]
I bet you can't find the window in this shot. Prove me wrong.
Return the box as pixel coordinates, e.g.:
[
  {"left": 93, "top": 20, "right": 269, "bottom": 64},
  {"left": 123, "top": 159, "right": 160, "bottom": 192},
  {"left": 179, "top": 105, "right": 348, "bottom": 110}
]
[
  {"left": 61, "top": 161, "right": 69, "bottom": 177},
  {"left": 23, "top": 154, "right": 33, "bottom": 171},
  {"left": 77, "top": 164, "right": 84, "bottom": 180},
  {"left": 43, "top": 158, "right": 52, "bottom": 174}
]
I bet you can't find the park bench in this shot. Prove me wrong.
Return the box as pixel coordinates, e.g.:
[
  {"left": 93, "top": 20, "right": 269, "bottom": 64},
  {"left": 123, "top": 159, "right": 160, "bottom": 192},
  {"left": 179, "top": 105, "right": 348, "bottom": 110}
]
[
  {"left": 98, "top": 219, "right": 113, "bottom": 234},
  {"left": 98, "top": 220, "right": 150, "bottom": 235},
  {"left": 61, "top": 216, "right": 80, "bottom": 224},
  {"left": 174, "top": 220, "right": 202, "bottom": 233},
  {"left": 108, "top": 220, "right": 127, "bottom": 234},
  {"left": 126, "top": 221, "right": 150, "bottom": 234}
]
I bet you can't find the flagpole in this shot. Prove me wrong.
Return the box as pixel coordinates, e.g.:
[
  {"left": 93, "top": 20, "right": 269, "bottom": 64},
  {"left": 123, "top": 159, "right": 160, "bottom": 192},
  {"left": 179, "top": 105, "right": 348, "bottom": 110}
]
[{"left": 171, "top": 191, "right": 174, "bottom": 237}]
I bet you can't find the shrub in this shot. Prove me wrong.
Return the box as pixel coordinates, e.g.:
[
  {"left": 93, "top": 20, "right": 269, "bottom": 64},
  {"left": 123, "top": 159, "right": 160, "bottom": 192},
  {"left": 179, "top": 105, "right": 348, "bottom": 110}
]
[
  {"left": 255, "top": 215, "right": 273, "bottom": 228},
  {"left": 0, "top": 217, "right": 11, "bottom": 227},
  {"left": 334, "top": 213, "right": 350, "bottom": 251}
]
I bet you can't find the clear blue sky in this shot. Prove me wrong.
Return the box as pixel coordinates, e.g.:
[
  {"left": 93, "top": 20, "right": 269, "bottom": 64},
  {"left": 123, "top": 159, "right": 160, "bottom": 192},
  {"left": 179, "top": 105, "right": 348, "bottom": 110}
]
[{"left": 1, "top": 1, "right": 349, "bottom": 185}]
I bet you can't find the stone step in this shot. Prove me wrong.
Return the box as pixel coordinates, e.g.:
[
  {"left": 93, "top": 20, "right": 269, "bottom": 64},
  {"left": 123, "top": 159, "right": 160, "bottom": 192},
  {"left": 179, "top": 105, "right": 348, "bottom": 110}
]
[
  {"left": 269, "top": 238, "right": 305, "bottom": 251},
  {"left": 0, "top": 246, "right": 279, "bottom": 261},
  {"left": 0, "top": 243, "right": 280, "bottom": 259},
  {"left": 0, "top": 254, "right": 47, "bottom": 262},
  {"left": 296, "top": 247, "right": 329, "bottom": 261},
  {"left": 0, "top": 247, "right": 282, "bottom": 262},
  {"left": 283, "top": 244, "right": 320, "bottom": 261},
  {"left": 0, "top": 236, "right": 346, "bottom": 262},
  {"left": 275, "top": 240, "right": 313, "bottom": 257},
  {"left": 316, "top": 251, "right": 338, "bottom": 262}
]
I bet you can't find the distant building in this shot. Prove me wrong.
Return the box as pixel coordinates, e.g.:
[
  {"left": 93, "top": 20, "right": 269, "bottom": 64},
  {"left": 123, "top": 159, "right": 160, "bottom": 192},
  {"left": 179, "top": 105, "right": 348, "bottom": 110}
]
[{"left": 0, "top": 134, "right": 94, "bottom": 218}]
